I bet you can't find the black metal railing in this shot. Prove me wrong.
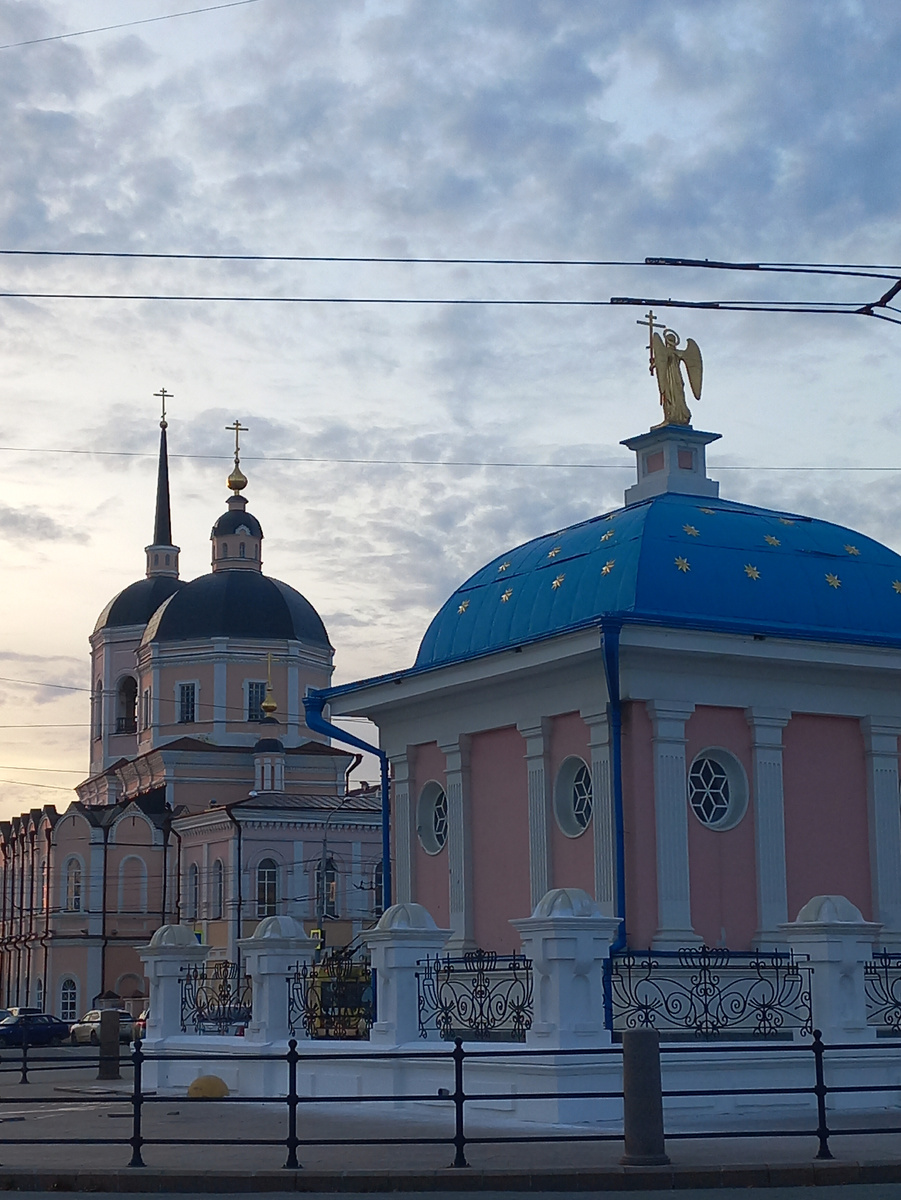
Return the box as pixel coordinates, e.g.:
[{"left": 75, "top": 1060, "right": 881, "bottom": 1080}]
[
  {"left": 603, "top": 946, "right": 813, "bottom": 1040},
  {"left": 417, "top": 949, "right": 533, "bottom": 1041},
  {"left": 287, "top": 952, "right": 373, "bottom": 1039},
  {"left": 114, "top": 716, "right": 137, "bottom": 734},
  {"left": 865, "top": 950, "right": 901, "bottom": 1033},
  {"left": 180, "top": 960, "right": 252, "bottom": 1034}
]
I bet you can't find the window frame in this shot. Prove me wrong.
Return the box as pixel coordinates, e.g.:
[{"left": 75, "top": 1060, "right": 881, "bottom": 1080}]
[
  {"left": 63, "top": 857, "right": 83, "bottom": 912},
  {"left": 416, "top": 781, "right": 448, "bottom": 855},
  {"left": 554, "top": 756, "right": 594, "bottom": 838},
  {"left": 256, "top": 858, "right": 278, "bottom": 918},
  {"left": 246, "top": 680, "right": 268, "bottom": 723},
  {"left": 687, "top": 747, "right": 749, "bottom": 831},
  {"left": 176, "top": 680, "right": 198, "bottom": 725},
  {"left": 60, "top": 978, "right": 78, "bottom": 1023}
]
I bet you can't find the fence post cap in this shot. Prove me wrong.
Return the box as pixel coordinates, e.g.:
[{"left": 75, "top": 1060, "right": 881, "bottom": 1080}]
[
  {"left": 794, "top": 895, "right": 865, "bottom": 924},
  {"left": 373, "top": 902, "right": 442, "bottom": 932},
  {"left": 531, "top": 888, "right": 603, "bottom": 919},
  {"left": 146, "top": 924, "right": 201, "bottom": 949},
  {"left": 248, "top": 915, "right": 311, "bottom": 941}
]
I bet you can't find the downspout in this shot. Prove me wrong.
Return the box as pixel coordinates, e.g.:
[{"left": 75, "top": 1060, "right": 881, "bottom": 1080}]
[
  {"left": 161, "top": 812, "right": 170, "bottom": 926},
  {"left": 304, "top": 693, "right": 392, "bottom": 913},
  {"left": 0, "top": 843, "right": 8, "bottom": 1007},
  {"left": 600, "top": 620, "right": 627, "bottom": 953},
  {"left": 170, "top": 824, "right": 183, "bottom": 924},
  {"left": 26, "top": 831, "right": 35, "bottom": 1004},
  {"left": 225, "top": 806, "right": 242, "bottom": 969},
  {"left": 99, "top": 825, "right": 110, "bottom": 1002},
  {"left": 41, "top": 828, "right": 51, "bottom": 1014}
]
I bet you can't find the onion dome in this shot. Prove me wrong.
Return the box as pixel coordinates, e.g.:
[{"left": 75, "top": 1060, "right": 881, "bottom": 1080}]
[{"left": 211, "top": 422, "right": 263, "bottom": 570}]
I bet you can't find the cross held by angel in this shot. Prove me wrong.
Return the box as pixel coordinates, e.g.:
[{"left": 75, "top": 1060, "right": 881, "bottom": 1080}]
[{"left": 638, "top": 310, "right": 703, "bottom": 426}]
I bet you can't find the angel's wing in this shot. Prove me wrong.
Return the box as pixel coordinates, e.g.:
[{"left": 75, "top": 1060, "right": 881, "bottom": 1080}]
[
  {"left": 651, "top": 331, "right": 667, "bottom": 379},
  {"left": 681, "top": 338, "right": 703, "bottom": 400}
]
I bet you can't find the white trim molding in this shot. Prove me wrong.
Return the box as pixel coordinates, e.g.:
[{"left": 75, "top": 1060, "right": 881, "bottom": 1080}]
[
  {"left": 441, "top": 736, "right": 475, "bottom": 951},
  {"left": 862, "top": 716, "right": 901, "bottom": 948},
  {"left": 746, "top": 707, "right": 791, "bottom": 947},
  {"left": 517, "top": 720, "right": 550, "bottom": 911}
]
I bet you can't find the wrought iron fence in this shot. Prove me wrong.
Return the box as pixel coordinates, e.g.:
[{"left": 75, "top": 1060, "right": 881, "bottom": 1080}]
[
  {"left": 603, "top": 946, "right": 812, "bottom": 1040},
  {"left": 417, "top": 949, "right": 533, "bottom": 1041},
  {"left": 865, "top": 950, "right": 901, "bottom": 1034},
  {"left": 180, "top": 960, "right": 252, "bottom": 1035},
  {"left": 287, "top": 952, "right": 373, "bottom": 1039}
]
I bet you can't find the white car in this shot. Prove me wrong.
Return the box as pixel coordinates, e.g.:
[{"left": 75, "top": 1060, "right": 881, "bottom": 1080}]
[{"left": 69, "top": 1009, "right": 135, "bottom": 1045}]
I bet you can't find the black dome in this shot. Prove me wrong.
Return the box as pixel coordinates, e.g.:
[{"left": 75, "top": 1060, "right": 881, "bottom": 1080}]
[
  {"left": 253, "top": 737, "right": 285, "bottom": 753},
  {"left": 94, "top": 576, "right": 186, "bottom": 635},
  {"left": 211, "top": 509, "right": 263, "bottom": 538},
  {"left": 142, "top": 571, "right": 330, "bottom": 647}
]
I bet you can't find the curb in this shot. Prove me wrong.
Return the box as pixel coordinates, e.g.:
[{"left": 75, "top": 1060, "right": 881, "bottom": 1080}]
[{"left": 0, "top": 1160, "right": 900, "bottom": 1192}]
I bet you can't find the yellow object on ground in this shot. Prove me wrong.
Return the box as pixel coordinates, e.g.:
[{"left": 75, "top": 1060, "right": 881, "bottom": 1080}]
[{"left": 187, "top": 1074, "right": 229, "bottom": 1099}]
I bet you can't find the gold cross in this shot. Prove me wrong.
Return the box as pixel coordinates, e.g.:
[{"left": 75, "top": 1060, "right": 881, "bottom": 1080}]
[
  {"left": 636, "top": 309, "right": 660, "bottom": 373},
  {"left": 154, "top": 387, "right": 172, "bottom": 427},
  {"left": 226, "top": 419, "right": 249, "bottom": 460}
]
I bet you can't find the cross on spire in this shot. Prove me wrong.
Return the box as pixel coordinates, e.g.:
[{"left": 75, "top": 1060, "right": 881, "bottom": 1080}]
[
  {"left": 226, "top": 419, "right": 248, "bottom": 464},
  {"left": 154, "top": 387, "right": 172, "bottom": 429}
]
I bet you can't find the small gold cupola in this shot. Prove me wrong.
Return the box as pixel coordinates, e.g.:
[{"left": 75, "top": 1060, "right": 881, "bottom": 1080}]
[{"left": 211, "top": 419, "right": 263, "bottom": 572}]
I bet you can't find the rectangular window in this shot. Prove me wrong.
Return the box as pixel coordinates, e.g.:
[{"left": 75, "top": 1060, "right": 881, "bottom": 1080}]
[
  {"left": 178, "top": 682, "right": 196, "bottom": 724},
  {"left": 247, "top": 681, "right": 267, "bottom": 722},
  {"left": 141, "top": 688, "right": 152, "bottom": 731}
]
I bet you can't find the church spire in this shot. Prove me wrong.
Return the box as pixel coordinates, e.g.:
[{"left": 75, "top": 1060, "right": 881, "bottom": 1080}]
[{"left": 145, "top": 389, "right": 180, "bottom": 579}]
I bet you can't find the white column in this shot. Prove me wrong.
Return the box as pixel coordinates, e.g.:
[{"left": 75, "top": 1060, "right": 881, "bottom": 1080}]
[
  {"left": 862, "top": 717, "right": 901, "bottom": 947},
  {"left": 441, "top": 737, "right": 475, "bottom": 951},
  {"left": 238, "top": 915, "right": 317, "bottom": 1043},
  {"left": 517, "top": 721, "right": 550, "bottom": 910},
  {"left": 139, "top": 926, "right": 209, "bottom": 1042},
  {"left": 364, "top": 902, "right": 452, "bottom": 1046},
  {"left": 646, "top": 700, "right": 699, "bottom": 950},
  {"left": 581, "top": 708, "right": 616, "bottom": 918},
  {"left": 746, "top": 707, "right": 791, "bottom": 946},
  {"left": 390, "top": 752, "right": 414, "bottom": 904},
  {"left": 213, "top": 640, "right": 227, "bottom": 741}
]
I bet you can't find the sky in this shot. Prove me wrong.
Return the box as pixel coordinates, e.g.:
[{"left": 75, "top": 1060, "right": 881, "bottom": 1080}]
[{"left": 2, "top": 0, "right": 901, "bottom": 816}]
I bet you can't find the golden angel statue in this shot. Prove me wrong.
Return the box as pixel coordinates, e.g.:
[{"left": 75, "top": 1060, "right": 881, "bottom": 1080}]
[{"left": 638, "top": 312, "right": 703, "bottom": 426}]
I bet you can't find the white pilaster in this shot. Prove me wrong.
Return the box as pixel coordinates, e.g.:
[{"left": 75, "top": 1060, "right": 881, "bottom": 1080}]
[
  {"left": 581, "top": 708, "right": 616, "bottom": 918},
  {"left": 862, "top": 717, "right": 901, "bottom": 947},
  {"left": 390, "top": 753, "right": 414, "bottom": 904},
  {"left": 746, "top": 707, "right": 791, "bottom": 947},
  {"left": 517, "top": 721, "right": 550, "bottom": 910},
  {"left": 441, "top": 737, "right": 475, "bottom": 951},
  {"left": 213, "top": 640, "right": 227, "bottom": 741},
  {"left": 646, "top": 700, "right": 699, "bottom": 950}
]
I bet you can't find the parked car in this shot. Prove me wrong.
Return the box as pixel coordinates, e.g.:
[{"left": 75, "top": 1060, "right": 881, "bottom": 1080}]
[
  {"left": 69, "top": 1009, "right": 135, "bottom": 1045},
  {"left": 0, "top": 1013, "right": 70, "bottom": 1047}
]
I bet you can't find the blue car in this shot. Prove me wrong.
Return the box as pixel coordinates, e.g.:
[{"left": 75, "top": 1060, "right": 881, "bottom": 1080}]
[{"left": 0, "top": 1013, "right": 70, "bottom": 1047}]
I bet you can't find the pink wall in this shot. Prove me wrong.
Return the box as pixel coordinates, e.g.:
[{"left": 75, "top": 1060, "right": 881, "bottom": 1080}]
[
  {"left": 410, "top": 742, "right": 449, "bottom": 927},
  {"left": 621, "top": 701, "right": 657, "bottom": 949},
  {"left": 783, "top": 714, "right": 871, "bottom": 920},
  {"left": 548, "top": 713, "right": 595, "bottom": 895},
  {"left": 685, "top": 706, "right": 757, "bottom": 949},
  {"left": 469, "top": 727, "right": 530, "bottom": 952}
]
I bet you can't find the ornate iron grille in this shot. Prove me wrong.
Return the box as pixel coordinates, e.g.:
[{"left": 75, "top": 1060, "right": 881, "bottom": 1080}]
[
  {"left": 287, "top": 953, "right": 373, "bottom": 1040},
  {"left": 180, "top": 960, "right": 253, "bottom": 1035},
  {"left": 864, "top": 950, "right": 901, "bottom": 1033},
  {"left": 417, "top": 950, "right": 533, "bottom": 1041},
  {"left": 603, "top": 947, "right": 812, "bottom": 1040}
]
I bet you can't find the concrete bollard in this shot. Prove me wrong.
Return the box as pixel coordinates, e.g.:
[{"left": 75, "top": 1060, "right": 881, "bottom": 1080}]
[
  {"left": 97, "top": 1010, "right": 121, "bottom": 1081},
  {"left": 620, "top": 1029, "right": 669, "bottom": 1166}
]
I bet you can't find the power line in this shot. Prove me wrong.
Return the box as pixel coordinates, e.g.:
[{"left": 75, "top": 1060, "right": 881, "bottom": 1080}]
[
  {"left": 0, "top": 249, "right": 644, "bottom": 266},
  {"left": 0, "top": 0, "right": 264, "bottom": 51}
]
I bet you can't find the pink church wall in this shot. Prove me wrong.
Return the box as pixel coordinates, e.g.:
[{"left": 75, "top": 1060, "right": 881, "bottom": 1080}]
[
  {"left": 547, "top": 713, "right": 595, "bottom": 896},
  {"left": 621, "top": 701, "right": 657, "bottom": 949},
  {"left": 469, "top": 727, "right": 530, "bottom": 952},
  {"left": 685, "top": 706, "right": 757, "bottom": 949},
  {"left": 782, "top": 714, "right": 871, "bottom": 921},
  {"left": 410, "top": 742, "right": 449, "bottom": 928}
]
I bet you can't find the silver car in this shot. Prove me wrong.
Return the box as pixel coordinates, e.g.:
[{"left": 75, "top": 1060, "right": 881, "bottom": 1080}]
[{"left": 69, "top": 1009, "right": 134, "bottom": 1045}]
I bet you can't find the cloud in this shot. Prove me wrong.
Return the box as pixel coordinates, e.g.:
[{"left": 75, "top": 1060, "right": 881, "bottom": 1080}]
[{"left": 0, "top": 502, "right": 87, "bottom": 544}]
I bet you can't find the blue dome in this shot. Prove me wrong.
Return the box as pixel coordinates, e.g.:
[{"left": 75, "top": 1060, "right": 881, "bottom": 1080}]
[{"left": 415, "top": 493, "right": 901, "bottom": 669}]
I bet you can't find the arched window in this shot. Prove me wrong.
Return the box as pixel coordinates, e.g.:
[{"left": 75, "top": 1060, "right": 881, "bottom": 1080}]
[
  {"left": 116, "top": 676, "right": 137, "bottom": 734},
  {"left": 315, "top": 856, "right": 338, "bottom": 919},
  {"left": 222, "top": 542, "right": 228, "bottom": 558},
  {"left": 60, "top": 977, "right": 77, "bottom": 1023},
  {"left": 34, "top": 977, "right": 43, "bottom": 1013},
  {"left": 187, "top": 863, "right": 199, "bottom": 920},
  {"left": 212, "top": 860, "right": 224, "bottom": 920},
  {"left": 256, "top": 858, "right": 278, "bottom": 918},
  {"left": 92, "top": 680, "right": 103, "bottom": 740},
  {"left": 64, "top": 859, "right": 82, "bottom": 912},
  {"left": 153, "top": 553, "right": 159, "bottom": 565},
  {"left": 239, "top": 542, "right": 246, "bottom": 558}
]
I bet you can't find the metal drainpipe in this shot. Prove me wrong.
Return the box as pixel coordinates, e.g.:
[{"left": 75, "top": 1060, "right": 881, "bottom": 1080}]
[
  {"left": 99, "top": 825, "right": 110, "bottom": 1001},
  {"left": 0, "top": 842, "right": 8, "bottom": 1007},
  {"left": 161, "top": 812, "right": 170, "bottom": 926},
  {"left": 41, "top": 828, "right": 51, "bottom": 1013},
  {"left": 26, "top": 831, "right": 35, "bottom": 1004},
  {"left": 170, "top": 824, "right": 183, "bottom": 925},
  {"left": 304, "top": 693, "right": 392, "bottom": 913},
  {"left": 225, "top": 807, "right": 242, "bottom": 969},
  {"left": 600, "top": 620, "right": 627, "bottom": 952}
]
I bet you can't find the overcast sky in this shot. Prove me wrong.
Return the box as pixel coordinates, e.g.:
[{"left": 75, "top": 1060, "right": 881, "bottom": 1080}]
[{"left": 1, "top": 0, "right": 900, "bottom": 816}]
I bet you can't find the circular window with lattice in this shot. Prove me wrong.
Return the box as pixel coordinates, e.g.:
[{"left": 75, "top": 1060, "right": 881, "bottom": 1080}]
[
  {"left": 554, "top": 756, "right": 593, "bottom": 838},
  {"left": 416, "top": 781, "right": 448, "bottom": 855},
  {"left": 687, "top": 749, "right": 748, "bottom": 831}
]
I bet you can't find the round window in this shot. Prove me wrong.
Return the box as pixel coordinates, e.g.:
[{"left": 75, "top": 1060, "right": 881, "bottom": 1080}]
[
  {"left": 687, "top": 748, "right": 749, "bottom": 831},
  {"left": 554, "top": 756, "right": 593, "bottom": 838},
  {"left": 416, "top": 781, "right": 448, "bottom": 855}
]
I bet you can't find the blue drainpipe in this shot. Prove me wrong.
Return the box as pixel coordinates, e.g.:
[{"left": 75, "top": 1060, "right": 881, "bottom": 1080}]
[
  {"left": 600, "top": 619, "right": 627, "bottom": 953},
  {"left": 303, "top": 692, "right": 392, "bottom": 913}
]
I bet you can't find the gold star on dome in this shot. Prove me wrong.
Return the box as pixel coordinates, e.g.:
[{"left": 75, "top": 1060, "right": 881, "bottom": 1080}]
[
  {"left": 698, "top": 507, "right": 716, "bottom": 515},
  {"left": 683, "top": 524, "right": 700, "bottom": 537},
  {"left": 497, "top": 561, "right": 511, "bottom": 572},
  {"left": 845, "top": 544, "right": 860, "bottom": 556},
  {"left": 675, "top": 556, "right": 690, "bottom": 573},
  {"left": 779, "top": 518, "right": 795, "bottom": 526},
  {"left": 825, "top": 573, "right": 841, "bottom": 589},
  {"left": 601, "top": 559, "right": 615, "bottom": 576},
  {"left": 604, "top": 512, "right": 616, "bottom": 521},
  {"left": 551, "top": 574, "right": 565, "bottom": 590},
  {"left": 744, "top": 564, "right": 760, "bottom": 580},
  {"left": 548, "top": 546, "right": 561, "bottom": 558},
  {"left": 601, "top": 529, "right": 615, "bottom": 542},
  {"left": 764, "top": 534, "right": 781, "bottom": 547},
  {"left": 457, "top": 599, "right": 469, "bottom": 614},
  {"left": 501, "top": 587, "right": 513, "bottom": 603},
  {"left": 893, "top": 581, "right": 901, "bottom": 594}
]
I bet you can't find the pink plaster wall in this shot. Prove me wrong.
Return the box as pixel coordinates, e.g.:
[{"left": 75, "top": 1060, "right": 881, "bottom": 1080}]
[
  {"left": 548, "top": 713, "right": 595, "bottom": 895},
  {"left": 410, "top": 743, "right": 449, "bottom": 927},
  {"left": 620, "top": 701, "right": 657, "bottom": 949},
  {"left": 782, "top": 714, "right": 871, "bottom": 920},
  {"left": 685, "top": 707, "right": 757, "bottom": 949},
  {"left": 469, "top": 727, "right": 530, "bottom": 952}
]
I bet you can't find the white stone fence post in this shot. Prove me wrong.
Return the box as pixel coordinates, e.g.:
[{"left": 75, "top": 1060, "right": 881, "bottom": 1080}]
[
  {"left": 238, "top": 915, "right": 318, "bottom": 1043},
  {"left": 138, "top": 924, "right": 209, "bottom": 1042},
  {"left": 363, "top": 902, "right": 452, "bottom": 1045}
]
